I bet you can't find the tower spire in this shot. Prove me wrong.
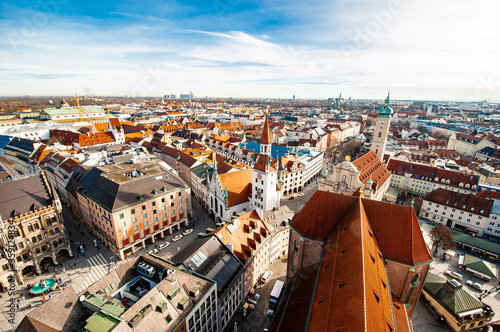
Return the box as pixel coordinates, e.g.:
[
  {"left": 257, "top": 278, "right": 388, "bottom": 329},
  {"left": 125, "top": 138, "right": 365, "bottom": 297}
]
[{"left": 260, "top": 116, "right": 272, "bottom": 156}]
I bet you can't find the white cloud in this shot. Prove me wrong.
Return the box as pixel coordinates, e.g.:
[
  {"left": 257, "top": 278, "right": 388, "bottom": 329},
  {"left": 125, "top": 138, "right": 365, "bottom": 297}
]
[{"left": 0, "top": 0, "right": 499, "bottom": 100}]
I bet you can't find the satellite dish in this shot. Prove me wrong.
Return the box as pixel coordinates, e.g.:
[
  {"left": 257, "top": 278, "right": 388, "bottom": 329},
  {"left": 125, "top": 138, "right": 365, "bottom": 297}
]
[{"left": 79, "top": 295, "right": 85, "bottom": 302}]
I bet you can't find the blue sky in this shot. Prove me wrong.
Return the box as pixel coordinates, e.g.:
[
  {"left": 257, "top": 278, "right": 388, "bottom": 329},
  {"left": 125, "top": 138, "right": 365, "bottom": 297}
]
[{"left": 0, "top": 0, "right": 499, "bottom": 100}]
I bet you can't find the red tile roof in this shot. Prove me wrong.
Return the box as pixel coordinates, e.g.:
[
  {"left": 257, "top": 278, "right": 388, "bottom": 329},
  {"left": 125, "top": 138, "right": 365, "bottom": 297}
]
[
  {"left": 218, "top": 168, "right": 253, "bottom": 207},
  {"left": 291, "top": 190, "right": 432, "bottom": 266},
  {"left": 424, "top": 188, "right": 493, "bottom": 217},
  {"left": 352, "top": 151, "right": 391, "bottom": 191}
]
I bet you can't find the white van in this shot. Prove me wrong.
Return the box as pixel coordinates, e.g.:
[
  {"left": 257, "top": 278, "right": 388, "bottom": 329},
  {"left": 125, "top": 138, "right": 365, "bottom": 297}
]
[{"left": 260, "top": 270, "right": 273, "bottom": 284}]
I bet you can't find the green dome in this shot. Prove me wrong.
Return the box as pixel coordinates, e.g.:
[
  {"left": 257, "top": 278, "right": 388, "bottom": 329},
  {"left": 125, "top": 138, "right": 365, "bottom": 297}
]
[
  {"left": 367, "top": 178, "right": 373, "bottom": 185},
  {"left": 378, "top": 92, "right": 393, "bottom": 118},
  {"left": 322, "top": 168, "right": 328, "bottom": 174}
]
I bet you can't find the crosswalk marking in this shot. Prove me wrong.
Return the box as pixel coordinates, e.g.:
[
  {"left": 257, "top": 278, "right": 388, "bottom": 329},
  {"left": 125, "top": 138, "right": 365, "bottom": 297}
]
[{"left": 77, "top": 253, "right": 109, "bottom": 293}]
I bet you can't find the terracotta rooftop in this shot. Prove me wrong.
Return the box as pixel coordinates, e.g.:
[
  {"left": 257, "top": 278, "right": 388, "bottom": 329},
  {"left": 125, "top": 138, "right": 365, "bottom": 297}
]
[
  {"left": 217, "top": 168, "right": 253, "bottom": 207},
  {"left": 214, "top": 210, "right": 270, "bottom": 262},
  {"left": 291, "top": 190, "right": 432, "bottom": 266},
  {"left": 352, "top": 151, "right": 391, "bottom": 192},
  {"left": 272, "top": 191, "right": 430, "bottom": 332},
  {"left": 423, "top": 188, "right": 493, "bottom": 217}
]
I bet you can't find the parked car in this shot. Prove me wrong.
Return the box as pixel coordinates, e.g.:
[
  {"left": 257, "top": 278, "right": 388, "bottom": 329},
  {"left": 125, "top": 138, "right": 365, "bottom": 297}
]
[
  {"left": 260, "top": 270, "right": 273, "bottom": 284},
  {"left": 147, "top": 248, "right": 158, "bottom": 255},
  {"left": 448, "top": 279, "right": 463, "bottom": 288},
  {"left": 466, "top": 280, "right": 485, "bottom": 292},
  {"left": 172, "top": 235, "right": 183, "bottom": 242},
  {"left": 288, "top": 196, "right": 295, "bottom": 200},
  {"left": 445, "top": 269, "right": 463, "bottom": 280},
  {"left": 183, "top": 228, "right": 194, "bottom": 236},
  {"left": 158, "top": 242, "right": 170, "bottom": 250}
]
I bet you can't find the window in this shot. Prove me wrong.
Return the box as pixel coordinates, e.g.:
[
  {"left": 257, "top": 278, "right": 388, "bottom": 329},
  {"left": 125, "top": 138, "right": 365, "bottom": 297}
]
[
  {"left": 144, "top": 221, "right": 148, "bottom": 227},
  {"left": 163, "top": 212, "right": 167, "bottom": 218},
  {"left": 153, "top": 209, "right": 157, "bottom": 214},
  {"left": 119, "top": 213, "right": 124, "bottom": 219},
  {"left": 152, "top": 201, "right": 156, "bottom": 207},
  {"left": 131, "top": 209, "right": 136, "bottom": 214},
  {"left": 178, "top": 192, "right": 182, "bottom": 197},
  {"left": 122, "top": 230, "right": 127, "bottom": 236},
  {"left": 133, "top": 226, "right": 138, "bottom": 232},
  {"left": 154, "top": 216, "right": 158, "bottom": 222},
  {"left": 143, "top": 213, "right": 147, "bottom": 219},
  {"left": 142, "top": 205, "right": 146, "bottom": 211},
  {"left": 121, "top": 222, "right": 126, "bottom": 228},
  {"left": 171, "top": 202, "right": 175, "bottom": 207},
  {"left": 132, "top": 217, "right": 137, "bottom": 223},
  {"left": 171, "top": 209, "right": 175, "bottom": 215}
]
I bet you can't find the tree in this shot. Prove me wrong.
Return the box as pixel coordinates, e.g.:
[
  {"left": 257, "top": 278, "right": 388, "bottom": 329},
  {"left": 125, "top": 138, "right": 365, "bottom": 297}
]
[
  {"left": 429, "top": 225, "right": 456, "bottom": 257},
  {"left": 340, "top": 140, "right": 362, "bottom": 159}
]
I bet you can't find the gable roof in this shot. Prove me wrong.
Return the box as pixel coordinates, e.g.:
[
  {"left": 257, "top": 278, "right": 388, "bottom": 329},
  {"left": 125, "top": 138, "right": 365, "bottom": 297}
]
[
  {"left": 291, "top": 190, "right": 432, "bottom": 266},
  {"left": 217, "top": 168, "right": 253, "bottom": 206},
  {"left": 352, "top": 151, "right": 391, "bottom": 191},
  {"left": 423, "top": 188, "right": 492, "bottom": 217}
]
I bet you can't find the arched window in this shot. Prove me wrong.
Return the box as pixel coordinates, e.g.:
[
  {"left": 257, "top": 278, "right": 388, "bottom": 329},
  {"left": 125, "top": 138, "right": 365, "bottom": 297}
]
[
  {"left": 27, "top": 224, "right": 33, "bottom": 232},
  {"left": 378, "top": 132, "right": 382, "bottom": 138},
  {"left": 411, "top": 273, "right": 420, "bottom": 283}
]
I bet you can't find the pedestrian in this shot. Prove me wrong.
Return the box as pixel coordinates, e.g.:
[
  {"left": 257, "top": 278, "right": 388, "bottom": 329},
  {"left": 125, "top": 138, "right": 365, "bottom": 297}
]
[
  {"left": 63, "top": 268, "right": 66, "bottom": 273},
  {"left": 16, "top": 304, "right": 19, "bottom": 309},
  {"left": 22, "top": 295, "right": 25, "bottom": 301},
  {"left": 28, "top": 304, "right": 32, "bottom": 309},
  {"left": 59, "top": 278, "right": 62, "bottom": 284}
]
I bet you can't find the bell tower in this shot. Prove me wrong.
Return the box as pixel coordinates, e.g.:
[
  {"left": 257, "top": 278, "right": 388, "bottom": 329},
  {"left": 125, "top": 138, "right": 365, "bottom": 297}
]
[{"left": 371, "top": 92, "right": 393, "bottom": 161}]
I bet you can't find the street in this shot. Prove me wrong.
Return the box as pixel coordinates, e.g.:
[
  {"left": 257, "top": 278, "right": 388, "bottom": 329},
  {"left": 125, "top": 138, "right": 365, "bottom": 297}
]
[{"left": 0, "top": 197, "right": 216, "bottom": 332}]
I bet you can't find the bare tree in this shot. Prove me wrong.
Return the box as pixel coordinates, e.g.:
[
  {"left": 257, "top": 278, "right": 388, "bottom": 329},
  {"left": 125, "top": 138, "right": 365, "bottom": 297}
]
[
  {"left": 429, "top": 225, "right": 456, "bottom": 257},
  {"left": 340, "top": 140, "right": 362, "bottom": 159}
]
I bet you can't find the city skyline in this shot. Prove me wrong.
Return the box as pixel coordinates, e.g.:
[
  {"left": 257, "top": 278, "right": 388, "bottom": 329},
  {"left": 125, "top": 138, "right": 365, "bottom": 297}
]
[{"left": 1, "top": 0, "right": 499, "bottom": 101}]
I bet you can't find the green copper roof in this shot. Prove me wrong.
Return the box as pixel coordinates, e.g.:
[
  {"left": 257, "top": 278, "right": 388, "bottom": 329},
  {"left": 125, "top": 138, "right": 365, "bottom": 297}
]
[
  {"left": 463, "top": 254, "right": 497, "bottom": 278},
  {"left": 378, "top": 92, "right": 393, "bottom": 117},
  {"left": 84, "top": 312, "right": 121, "bottom": 332},
  {"left": 40, "top": 106, "right": 105, "bottom": 116},
  {"left": 424, "top": 273, "right": 483, "bottom": 315}
]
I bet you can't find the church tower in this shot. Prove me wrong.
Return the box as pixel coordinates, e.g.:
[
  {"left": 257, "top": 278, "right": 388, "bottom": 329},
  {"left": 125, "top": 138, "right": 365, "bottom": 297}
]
[
  {"left": 252, "top": 116, "right": 279, "bottom": 212},
  {"left": 371, "top": 93, "right": 393, "bottom": 161}
]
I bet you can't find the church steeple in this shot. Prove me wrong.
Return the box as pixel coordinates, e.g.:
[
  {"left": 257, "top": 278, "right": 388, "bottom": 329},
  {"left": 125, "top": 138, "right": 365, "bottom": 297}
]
[{"left": 260, "top": 116, "right": 272, "bottom": 156}]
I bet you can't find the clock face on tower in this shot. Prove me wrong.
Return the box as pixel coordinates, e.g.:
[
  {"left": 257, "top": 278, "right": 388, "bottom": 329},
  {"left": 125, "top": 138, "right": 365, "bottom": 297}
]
[
  {"left": 257, "top": 173, "right": 262, "bottom": 179},
  {"left": 380, "top": 121, "right": 385, "bottom": 125}
]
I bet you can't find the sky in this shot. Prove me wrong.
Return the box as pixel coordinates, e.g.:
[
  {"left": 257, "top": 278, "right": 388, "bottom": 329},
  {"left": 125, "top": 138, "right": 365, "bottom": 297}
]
[{"left": 0, "top": 0, "right": 499, "bottom": 101}]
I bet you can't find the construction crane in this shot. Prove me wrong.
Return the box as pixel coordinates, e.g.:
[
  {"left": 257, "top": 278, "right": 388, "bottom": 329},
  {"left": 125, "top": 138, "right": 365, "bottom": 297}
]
[{"left": 75, "top": 93, "right": 83, "bottom": 122}]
